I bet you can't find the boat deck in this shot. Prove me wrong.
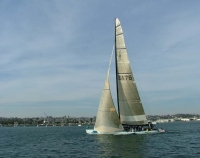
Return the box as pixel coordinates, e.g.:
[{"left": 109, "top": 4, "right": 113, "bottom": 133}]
[{"left": 86, "top": 129, "right": 165, "bottom": 135}]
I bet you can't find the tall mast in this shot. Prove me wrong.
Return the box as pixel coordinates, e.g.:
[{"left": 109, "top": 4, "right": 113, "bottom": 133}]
[{"left": 115, "top": 18, "right": 120, "bottom": 120}]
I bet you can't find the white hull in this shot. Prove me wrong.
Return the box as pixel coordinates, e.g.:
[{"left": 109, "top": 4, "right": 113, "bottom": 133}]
[
  {"left": 86, "top": 129, "right": 133, "bottom": 135},
  {"left": 86, "top": 129, "right": 165, "bottom": 135}
]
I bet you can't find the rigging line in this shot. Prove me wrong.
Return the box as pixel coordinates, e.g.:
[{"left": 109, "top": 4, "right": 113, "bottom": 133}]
[
  {"left": 131, "top": 62, "right": 151, "bottom": 116},
  {"left": 109, "top": 45, "right": 115, "bottom": 68},
  {"left": 105, "top": 45, "right": 114, "bottom": 94},
  {"left": 132, "top": 58, "right": 150, "bottom": 115},
  {"left": 106, "top": 45, "right": 115, "bottom": 83},
  {"left": 108, "top": 45, "right": 114, "bottom": 88}
]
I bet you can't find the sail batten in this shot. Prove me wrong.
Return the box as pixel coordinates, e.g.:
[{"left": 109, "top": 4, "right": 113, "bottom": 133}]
[{"left": 115, "top": 18, "right": 148, "bottom": 125}]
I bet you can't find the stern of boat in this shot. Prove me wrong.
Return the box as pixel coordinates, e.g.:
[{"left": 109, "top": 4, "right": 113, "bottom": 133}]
[
  {"left": 86, "top": 129, "right": 98, "bottom": 134},
  {"left": 158, "top": 128, "right": 165, "bottom": 133}
]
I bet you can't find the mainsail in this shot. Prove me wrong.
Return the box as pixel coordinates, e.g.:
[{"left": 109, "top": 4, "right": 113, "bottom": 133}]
[
  {"left": 115, "top": 18, "right": 148, "bottom": 125},
  {"left": 94, "top": 51, "right": 124, "bottom": 133}
]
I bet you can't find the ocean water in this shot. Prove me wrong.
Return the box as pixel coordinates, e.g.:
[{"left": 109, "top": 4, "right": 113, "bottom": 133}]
[{"left": 0, "top": 121, "right": 200, "bottom": 158}]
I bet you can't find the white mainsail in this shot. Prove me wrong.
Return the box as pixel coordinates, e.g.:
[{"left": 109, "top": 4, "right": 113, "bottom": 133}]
[
  {"left": 115, "top": 18, "right": 148, "bottom": 125},
  {"left": 94, "top": 51, "right": 124, "bottom": 133}
]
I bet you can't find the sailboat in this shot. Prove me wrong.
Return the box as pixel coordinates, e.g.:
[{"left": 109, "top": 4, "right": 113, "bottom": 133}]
[{"left": 86, "top": 18, "right": 165, "bottom": 135}]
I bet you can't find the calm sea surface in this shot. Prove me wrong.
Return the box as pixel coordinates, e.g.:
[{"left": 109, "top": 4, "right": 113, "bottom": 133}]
[{"left": 0, "top": 121, "right": 200, "bottom": 158}]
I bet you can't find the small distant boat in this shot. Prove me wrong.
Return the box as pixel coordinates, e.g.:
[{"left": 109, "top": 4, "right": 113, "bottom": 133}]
[
  {"left": 86, "top": 18, "right": 165, "bottom": 135},
  {"left": 14, "top": 122, "right": 18, "bottom": 127},
  {"left": 78, "top": 124, "right": 81, "bottom": 126}
]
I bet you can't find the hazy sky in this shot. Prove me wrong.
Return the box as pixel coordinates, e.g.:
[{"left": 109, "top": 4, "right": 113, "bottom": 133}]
[{"left": 0, "top": 0, "right": 200, "bottom": 117}]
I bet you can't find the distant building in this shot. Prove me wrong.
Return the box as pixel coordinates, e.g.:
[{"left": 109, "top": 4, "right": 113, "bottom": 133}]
[
  {"left": 180, "top": 118, "right": 190, "bottom": 121},
  {"left": 156, "top": 119, "right": 169, "bottom": 123}
]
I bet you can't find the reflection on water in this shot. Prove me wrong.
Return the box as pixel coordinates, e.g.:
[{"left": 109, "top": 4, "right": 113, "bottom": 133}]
[{"left": 95, "top": 134, "right": 146, "bottom": 157}]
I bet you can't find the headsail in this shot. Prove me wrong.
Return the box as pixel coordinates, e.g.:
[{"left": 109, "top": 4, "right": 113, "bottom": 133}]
[
  {"left": 115, "top": 18, "right": 148, "bottom": 125},
  {"left": 94, "top": 49, "right": 123, "bottom": 133}
]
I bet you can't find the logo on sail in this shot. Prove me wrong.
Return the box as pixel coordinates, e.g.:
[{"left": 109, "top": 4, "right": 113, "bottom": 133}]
[{"left": 118, "top": 75, "right": 132, "bottom": 80}]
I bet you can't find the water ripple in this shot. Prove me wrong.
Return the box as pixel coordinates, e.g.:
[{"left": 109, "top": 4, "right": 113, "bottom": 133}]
[{"left": 0, "top": 122, "right": 200, "bottom": 157}]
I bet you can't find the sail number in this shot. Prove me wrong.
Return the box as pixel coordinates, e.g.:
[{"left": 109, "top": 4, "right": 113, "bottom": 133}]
[{"left": 118, "top": 75, "right": 132, "bottom": 80}]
